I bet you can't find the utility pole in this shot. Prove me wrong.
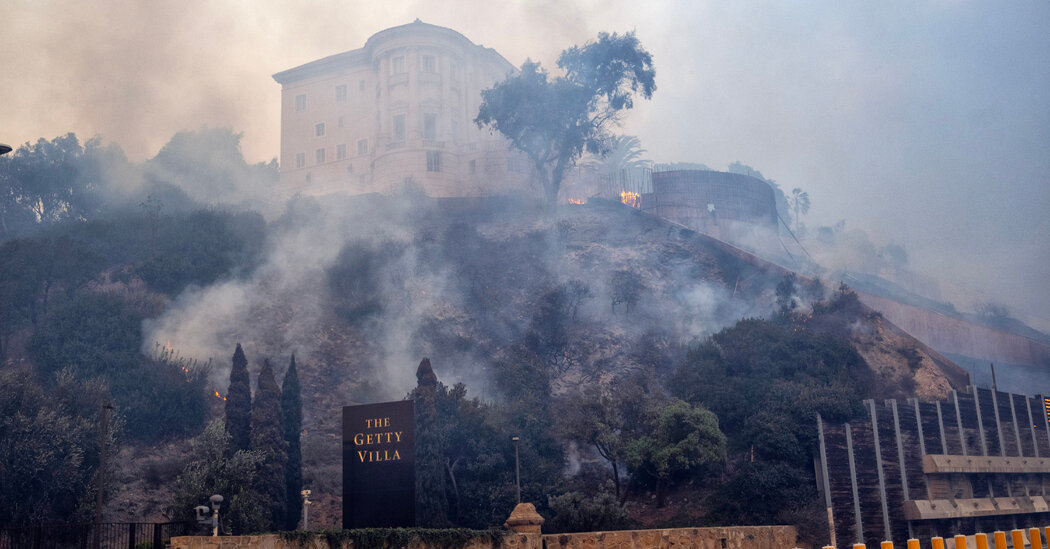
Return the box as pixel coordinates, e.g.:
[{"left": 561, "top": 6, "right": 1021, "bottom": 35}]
[
  {"left": 512, "top": 436, "right": 521, "bottom": 504},
  {"left": 93, "top": 402, "right": 113, "bottom": 549}
]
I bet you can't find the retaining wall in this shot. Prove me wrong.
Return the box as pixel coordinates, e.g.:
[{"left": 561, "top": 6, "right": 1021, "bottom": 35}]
[{"left": 171, "top": 525, "right": 796, "bottom": 549}]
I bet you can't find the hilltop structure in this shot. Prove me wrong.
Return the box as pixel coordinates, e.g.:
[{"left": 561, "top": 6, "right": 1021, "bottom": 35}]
[{"left": 273, "top": 20, "right": 531, "bottom": 197}]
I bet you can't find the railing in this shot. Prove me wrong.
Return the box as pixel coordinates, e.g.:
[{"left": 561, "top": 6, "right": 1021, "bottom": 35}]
[
  {"left": 0, "top": 521, "right": 194, "bottom": 549},
  {"left": 821, "top": 527, "right": 1050, "bottom": 549}
]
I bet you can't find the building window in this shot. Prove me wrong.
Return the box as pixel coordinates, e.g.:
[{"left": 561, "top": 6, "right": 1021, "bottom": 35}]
[
  {"left": 426, "top": 151, "right": 441, "bottom": 172},
  {"left": 469, "top": 159, "right": 476, "bottom": 174},
  {"left": 422, "top": 55, "right": 436, "bottom": 73},
  {"left": 316, "top": 148, "right": 326, "bottom": 164},
  {"left": 315, "top": 123, "right": 325, "bottom": 137},
  {"left": 393, "top": 114, "right": 406, "bottom": 142},
  {"left": 450, "top": 62, "right": 458, "bottom": 82},
  {"left": 507, "top": 158, "right": 522, "bottom": 172},
  {"left": 338, "top": 116, "right": 344, "bottom": 128},
  {"left": 423, "top": 113, "right": 437, "bottom": 140},
  {"left": 391, "top": 56, "right": 405, "bottom": 74},
  {"left": 358, "top": 139, "right": 368, "bottom": 155},
  {"left": 359, "top": 79, "right": 366, "bottom": 91},
  {"left": 294, "top": 94, "right": 307, "bottom": 112},
  {"left": 295, "top": 152, "right": 305, "bottom": 169},
  {"left": 337, "top": 144, "right": 347, "bottom": 160},
  {"left": 336, "top": 84, "right": 347, "bottom": 102},
  {"left": 450, "top": 119, "right": 459, "bottom": 139}
]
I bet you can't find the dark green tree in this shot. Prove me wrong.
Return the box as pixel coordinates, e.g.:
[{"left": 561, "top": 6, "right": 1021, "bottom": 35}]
[
  {"left": 170, "top": 419, "right": 268, "bottom": 535},
  {"left": 411, "top": 358, "right": 448, "bottom": 527},
  {"left": 624, "top": 399, "right": 726, "bottom": 507},
  {"left": 280, "top": 355, "right": 303, "bottom": 530},
  {"left": 0, "top": 367, "right": 112, "bottom": 524},
  {"left": 251, "top": 360, "right": 288, "bottom": 531},
  {"left": 225, "top": 344, "right": 252, "bottom": 454},
  {"left": 476, "top": 32, "right": 655, "bottom": 212}
]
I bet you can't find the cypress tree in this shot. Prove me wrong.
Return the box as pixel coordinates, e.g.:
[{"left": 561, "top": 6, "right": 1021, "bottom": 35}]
[
  {"left": 225, "top": 343, "right": 252, "bottom": 454},
  {"left": 280, "top": 355, "right": 303, "bottom": 530},
  {"left": 251, "top": 359, "right": 288, "bottom": 531},
  {"left": 411, "top": 357, "right": 447, "bottom": 527}
]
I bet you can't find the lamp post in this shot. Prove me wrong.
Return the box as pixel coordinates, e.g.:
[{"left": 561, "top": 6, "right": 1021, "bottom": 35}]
[
  {"left": 301, "top": 489, "right": 312, "bottom": 530},
  {"left": 209, "top": 495, "right": 223, "bottom": 537},
  {"left": 511, "top": 436, "right": 521, "bottom": 504}
]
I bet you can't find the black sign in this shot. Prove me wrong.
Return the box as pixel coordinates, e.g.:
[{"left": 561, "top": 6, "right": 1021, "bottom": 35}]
[{"left": 343, "top": 400, "right": 415, "bottom": 528}]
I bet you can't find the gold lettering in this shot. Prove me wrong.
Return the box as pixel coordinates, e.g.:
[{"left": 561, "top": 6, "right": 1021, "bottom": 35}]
[
  {"left": 354, "top": 433, "right": 364, "bottom": 445},
  {"left": 393, "top": 449, "right": 401, "bottom": 460},
  {"left": 382, "top": 417, "right": 390, "bottom": 427},
  {"left": 394, "top": 431, "right": 402, "bottom": 442},
  {"left": 357, "top": 450, "right": 366, "bottom": 462}
]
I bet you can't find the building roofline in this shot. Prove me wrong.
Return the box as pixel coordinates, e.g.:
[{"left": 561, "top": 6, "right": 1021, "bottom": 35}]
[{"left": 272, "top": 19, "right": 515, "bottom": 86}]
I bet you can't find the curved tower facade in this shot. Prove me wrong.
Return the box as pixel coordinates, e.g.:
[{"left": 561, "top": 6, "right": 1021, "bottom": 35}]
[{"left": 273, "top": 20, "right": 531, "bottom": 198}]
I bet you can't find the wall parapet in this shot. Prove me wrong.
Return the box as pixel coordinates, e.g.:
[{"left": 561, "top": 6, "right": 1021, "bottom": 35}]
[
  {"left": 542, "top": 525, "right": 797, "bottom": 549},
  {"left": 171, "top": 525, "right": 796, "bottom": 549}
]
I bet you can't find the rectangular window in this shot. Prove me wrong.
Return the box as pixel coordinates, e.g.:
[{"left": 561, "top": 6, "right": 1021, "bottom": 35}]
[
  {"left": 359, "top": 79, "right": 366, "bottom": 91},
  {"left": 338, "top": 116, "right": 344, "bottom": 129},
  {"left": 450, "top": 62, "right": 458, "bottom": 82},
  {"left": 337, "top": 144, "right": 347, "bottom": 160},
  {"left": 422, "top": 55, "right": 436, "bottom": 73},
  {"left": 336, "top": 84, "right": 347, "bottom": 102},
  {"left": 426, "top": 151, "right": 441, "bottom": 172},
  {"left": 316, "top": 148, "right": 326, "bottom": 164},
  {"left": 393, "top": 114, "right": 406, "bottom": 141},
  {"left": 392, "top": 56, "right": 405, "bottom": 74},
  {"left": 423, "top": 113, "right": 437, "bottom": 140},
  {"left": 294, "top": 94, "right": 307, "bottom": 112},
  {"left": 507, "top": 158, "right": 522, "bottom": 172},
  {"left": 357, "top": 139, "right": 368, "bottom": 155},
  {"left": 295, "top": 152, "right": 305, "bottom": 169},
  {"left": 469, "top": 159, "right": 476, "bottom": 174},
  {"left": 315, "top": 123, "right": 325, "bottom": 137}
]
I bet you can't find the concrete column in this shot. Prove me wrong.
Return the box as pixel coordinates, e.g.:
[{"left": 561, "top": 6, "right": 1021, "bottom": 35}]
[{"left": 846, "top": 424, "right": 864, "bottom": 544}]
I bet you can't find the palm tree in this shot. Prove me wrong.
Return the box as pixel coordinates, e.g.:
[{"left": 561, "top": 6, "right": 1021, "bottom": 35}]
[
  {"left": 788, "top": 188, "right": 810, "bottom": 234},
  {"left": 583, "top": 135, "right": 651, "bottom": 177}
]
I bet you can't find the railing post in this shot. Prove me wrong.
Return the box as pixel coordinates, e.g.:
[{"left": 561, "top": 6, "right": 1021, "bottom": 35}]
[
  {"left": 955, "top": 534, "right": 968, "bottom": 549},
  {"left": 882, "top": 542, "right": 894, "bottom": 549},
  {"left": 1030, "top": 528, "right": 1043, "bottom": 549},
  {"left": 908, "top": 539, "right": 921, "bottom": 549},
  {"left": 993, "top": 531, "right": 1007, "bottom": 549},
  {"left": 1010, "top": 530, "right": 1025, "bottom": 549},
  {"left": 976, "top": 533, "right": 989, "bottom": 549},
  {"left": 933, "top": 536, "right": 945, "bottom": 549}
]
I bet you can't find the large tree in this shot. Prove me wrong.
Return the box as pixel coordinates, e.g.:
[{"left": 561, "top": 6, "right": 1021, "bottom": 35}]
[
  {"left": 411, "top": 358, "right": 448, "bottom": 527},
  {"left": 280, "top": 355, "right": 303, "bottom": 530},
  {"left": 475, "top": 32, "right": 655, "bottom": 212},
  {"left": 251, "top": 360, "right": 288, "bottom": 531},
  {"left": 225, "top": 344, "right": 252, "bottom": 454}
]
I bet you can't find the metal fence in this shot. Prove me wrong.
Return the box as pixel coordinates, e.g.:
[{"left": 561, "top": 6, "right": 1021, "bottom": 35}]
[{"left": 0, "top": 522, "right": 194, "bottom": 549}]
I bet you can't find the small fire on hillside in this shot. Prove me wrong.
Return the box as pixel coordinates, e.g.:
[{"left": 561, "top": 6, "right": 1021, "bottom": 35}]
[
  {"left": 620, "top": 191, "right": 641, "bottom": 208},
  {"left": 567, "top": 198, "right": 585, "bottom": 205},
  {"left": 214, "top": 391, "right": 226, "bottom": 401}
]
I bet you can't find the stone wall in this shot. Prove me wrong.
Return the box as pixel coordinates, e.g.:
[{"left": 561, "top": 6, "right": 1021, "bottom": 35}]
[
  {"left": 543, "top": 525, "right": 796, "bottom": 549},
  {"left": 170, "top": 532, "right": 541, "bottom": 549},
  {"left": 171, "top": 526, "right": 795, "bottom": 549}
]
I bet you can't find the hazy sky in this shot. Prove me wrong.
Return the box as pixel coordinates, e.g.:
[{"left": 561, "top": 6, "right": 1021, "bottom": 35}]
[{"left": 2, "top": 1, "right": 1048, "bottom": 329}]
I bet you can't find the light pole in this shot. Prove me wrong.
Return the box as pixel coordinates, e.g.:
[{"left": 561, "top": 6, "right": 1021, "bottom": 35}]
[
  {"left": 209, "top": 495, "right": 223, "bottom": 537},
  {"left": 92, "top": 402, "right": 113, "bottom": 549},
  {"left": 301, "top": 489, "right": 312, "bottom": 530},
  {"left": 511, "top": 436, "right": 521, "bottom": 504}
]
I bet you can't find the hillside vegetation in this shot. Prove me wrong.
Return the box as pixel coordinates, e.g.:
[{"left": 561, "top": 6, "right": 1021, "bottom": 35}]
[{"left": 0, "top": 131, "right": 965, "bottom": 544}]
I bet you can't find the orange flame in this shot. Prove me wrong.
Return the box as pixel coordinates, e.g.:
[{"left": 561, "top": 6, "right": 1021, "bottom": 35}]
[
  {"left": 567, "top": 198, "right": 584, "bottom": 205},
  {"left": 215, "top": 391, "right": 226, "bottom": 401},
  {"left": 620, "top": 191, "right": 641, "bottom": 209}
]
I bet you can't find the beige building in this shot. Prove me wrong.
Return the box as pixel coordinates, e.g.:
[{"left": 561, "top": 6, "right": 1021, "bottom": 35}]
[{"left": 272, "top": 20, "right": 532, "bottom": 198}]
